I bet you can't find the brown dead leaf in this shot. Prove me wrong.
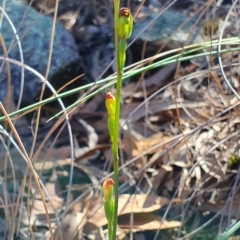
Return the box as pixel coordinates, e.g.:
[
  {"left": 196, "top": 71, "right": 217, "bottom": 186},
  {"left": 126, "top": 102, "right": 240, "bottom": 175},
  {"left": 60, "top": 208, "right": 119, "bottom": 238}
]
[
  {"left": 54, "top": 212, "right": 86, "bottom": 240},
  {"left": 121, "top": 64, "right": 176, "bottom": 99},
  {"left": 121, "top": 129, "right": 172, "bottom": 169},
  {"left": 88, "top": 194, "right": 170, "bottom": 227},
  {"left": 121, "top": 100, "right": 208, "bottom": 122},
  {"left": 118, "top": 194, "right": 170, "bottom": 214},
  {"left": 121, "top": 130, "right": 138, "bottom": 159},
  {"left": 124, "top": 121, "right": 156, "bottom": 140},
  {"left": 30, "top": 197, "right": 63, "bottom": 218},
  {"left": 119, "top": 212, "right": 181, "bottom": 232},
  {"left": 121, "top": 131, "right": 147, "bottom": 169},
  {"left": 133, "top": 133, "right": 171, "bottom": 156}
]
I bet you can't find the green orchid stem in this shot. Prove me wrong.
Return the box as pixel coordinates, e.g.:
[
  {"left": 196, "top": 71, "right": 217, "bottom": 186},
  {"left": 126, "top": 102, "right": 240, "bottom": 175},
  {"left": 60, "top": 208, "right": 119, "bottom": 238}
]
[
  {"left": 112, "top": 0, "right": 121, "bottom": 239},
  {"left": 119, "top": 39, "right": 126, "bottom": 72},
  {"left": 104, "top": 200, "right": 114, "bottom": 239},
  {"left": 108, "top": 222, "right": 113, "bottom": 239}
]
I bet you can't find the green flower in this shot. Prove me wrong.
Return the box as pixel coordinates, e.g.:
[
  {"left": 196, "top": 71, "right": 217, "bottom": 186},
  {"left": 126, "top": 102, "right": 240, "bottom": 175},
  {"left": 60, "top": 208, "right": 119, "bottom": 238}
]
[{"left": 117, "top": 7, "right": 133, "bottom": 40}]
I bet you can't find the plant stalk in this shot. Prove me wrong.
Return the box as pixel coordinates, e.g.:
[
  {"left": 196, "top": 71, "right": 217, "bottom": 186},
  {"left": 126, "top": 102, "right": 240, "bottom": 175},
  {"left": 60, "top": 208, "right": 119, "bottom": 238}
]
[{"left": 112, "top": 0, "right": 121, "bottom": 239}]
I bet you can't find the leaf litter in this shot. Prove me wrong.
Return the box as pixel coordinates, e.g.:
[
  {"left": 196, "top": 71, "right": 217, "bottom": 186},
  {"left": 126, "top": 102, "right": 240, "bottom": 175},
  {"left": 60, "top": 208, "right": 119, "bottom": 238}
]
[{"left": 1, "top": 0, "right": 240, "bottom": 239}]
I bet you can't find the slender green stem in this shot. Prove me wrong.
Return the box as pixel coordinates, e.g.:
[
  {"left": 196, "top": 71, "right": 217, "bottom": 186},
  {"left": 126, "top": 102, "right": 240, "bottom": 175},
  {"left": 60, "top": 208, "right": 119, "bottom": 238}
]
[
  {"left": 119, "top": 39, "right": 126, "bottom": 72},
  {"left": 219, "top": 220, "right": 240, "bottom": 240},
  {"left": 112, "top": 74, "right": 121, "bottom": 240},
  {"left": 112, "top": 1, "right": 120, "bottom": 239},
  {"left": 108, "top": 222, "right": 113, "bottom": 239}
]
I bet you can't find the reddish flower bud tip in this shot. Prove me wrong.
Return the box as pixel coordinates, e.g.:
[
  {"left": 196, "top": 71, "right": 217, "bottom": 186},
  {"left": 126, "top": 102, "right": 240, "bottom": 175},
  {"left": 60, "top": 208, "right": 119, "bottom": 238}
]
[
  {"left": 103, "top": 178, "right": 114, "bottom": 201},
  {"left": 118, "top": 7, "right": 133, "bottom": 40},
  {"left": 103, "top": 178, "right": 114, "bottom": 189},
  {"left": 106, "top": 91, "right": 114, "bottom": 99},
  {"left": 119, "top": 7, "right": 130, "bottom": 18}
]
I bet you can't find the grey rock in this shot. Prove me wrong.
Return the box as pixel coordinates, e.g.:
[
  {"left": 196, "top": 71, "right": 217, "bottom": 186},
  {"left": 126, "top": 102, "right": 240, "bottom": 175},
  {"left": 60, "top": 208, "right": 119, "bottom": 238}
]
[
  {"left": 131, "top": 10, "right": 203, "bottom": 45},
  {"left": 0, "top": 0, "right": 80, "bottom": 105}
]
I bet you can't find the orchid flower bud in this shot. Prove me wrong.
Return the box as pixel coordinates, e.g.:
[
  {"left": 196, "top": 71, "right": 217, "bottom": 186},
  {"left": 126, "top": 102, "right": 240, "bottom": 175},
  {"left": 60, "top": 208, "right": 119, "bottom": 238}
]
[
  {"left": 105, "top": 91, "right": 116, "bottom": 142},
  {"left": 117, "top": 7, "right": 133, "bottom": 40},
  {"left": 103, "top": 178, "right": 114, "bottom": 202}
]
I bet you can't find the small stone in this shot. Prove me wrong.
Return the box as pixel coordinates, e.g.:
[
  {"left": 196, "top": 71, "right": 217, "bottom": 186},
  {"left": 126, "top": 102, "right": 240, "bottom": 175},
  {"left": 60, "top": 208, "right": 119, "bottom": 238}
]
[
  {"left": 0, "top": 0, "right": 80, "bottom": 105},
  {"left": 131, "top": 10, "right": 203, "bottom": 45}
]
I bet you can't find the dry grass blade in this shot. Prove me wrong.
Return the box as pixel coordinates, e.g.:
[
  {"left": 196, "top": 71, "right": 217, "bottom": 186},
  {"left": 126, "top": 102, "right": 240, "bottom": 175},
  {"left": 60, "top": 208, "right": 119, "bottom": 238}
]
[
  {"left": 0, "top": 103, "right": 54, "bottom": 239},
  {"left": 1, "top": 0, "right": 240, "bottom": 239}
]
